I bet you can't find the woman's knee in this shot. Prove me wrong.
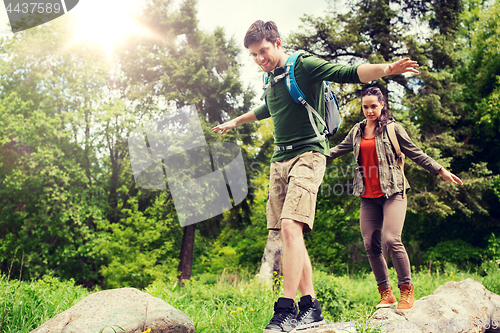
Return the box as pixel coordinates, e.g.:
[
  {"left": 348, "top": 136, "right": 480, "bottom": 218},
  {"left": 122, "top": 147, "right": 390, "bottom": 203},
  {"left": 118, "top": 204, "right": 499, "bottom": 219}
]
[
  {"left": 384, "top": 235, "right": 403, "bottom": 251},
  {"left": 364, "top": 239, "right": 383, "bottom": 257}
]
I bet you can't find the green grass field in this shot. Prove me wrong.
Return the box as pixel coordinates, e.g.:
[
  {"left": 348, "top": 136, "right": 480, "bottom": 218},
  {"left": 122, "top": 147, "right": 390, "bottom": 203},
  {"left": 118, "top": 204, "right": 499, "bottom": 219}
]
[{"left": 1, "top": 262, "right": 499, "bottom": 333}]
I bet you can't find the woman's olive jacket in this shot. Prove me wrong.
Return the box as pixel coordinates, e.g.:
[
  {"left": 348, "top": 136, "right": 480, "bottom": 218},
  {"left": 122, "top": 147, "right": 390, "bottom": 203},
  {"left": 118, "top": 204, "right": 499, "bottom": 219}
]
[{"left": 330, "top": 119, "right": 443, "bottom": 197}]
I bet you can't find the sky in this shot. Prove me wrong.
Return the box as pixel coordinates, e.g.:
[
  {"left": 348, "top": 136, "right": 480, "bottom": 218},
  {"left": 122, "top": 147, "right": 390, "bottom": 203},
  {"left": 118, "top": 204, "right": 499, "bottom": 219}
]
[
  {"left": 0, "top": 0, "right": 349, "bottom": 98},
  {"left": 193, "top": 0, "right": 349, "bottom": 96}
]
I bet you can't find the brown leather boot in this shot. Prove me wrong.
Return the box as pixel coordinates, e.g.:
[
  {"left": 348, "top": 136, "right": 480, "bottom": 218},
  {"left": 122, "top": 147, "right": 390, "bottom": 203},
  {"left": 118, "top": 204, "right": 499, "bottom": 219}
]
[
  {"left": 376, "top": 284, "right": 397, "bottom": 308},
  {"left": 397, "top": 284, "right": 415, "bottom": 310}
]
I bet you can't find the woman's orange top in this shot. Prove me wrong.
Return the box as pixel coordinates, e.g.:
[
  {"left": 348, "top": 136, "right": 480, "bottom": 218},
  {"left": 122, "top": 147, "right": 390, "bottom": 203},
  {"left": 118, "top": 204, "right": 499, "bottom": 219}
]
[{"left": 359, "top": 137, "right": 384, "bottom": 198}]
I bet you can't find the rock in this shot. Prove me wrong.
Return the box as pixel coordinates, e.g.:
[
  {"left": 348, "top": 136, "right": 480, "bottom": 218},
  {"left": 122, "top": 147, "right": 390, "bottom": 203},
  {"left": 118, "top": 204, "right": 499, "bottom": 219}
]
[
  {"left": 30, "top": 288, "right": 195, "bottom": 333},
  {"left": 297, "top": 279, "right": 500, "bottom": 333},
  {"left": 370, "top": 279, "right": 500, "bottom": 333},
  {"left": 291, "top": 321, "right": 358, "bottom": 333}
]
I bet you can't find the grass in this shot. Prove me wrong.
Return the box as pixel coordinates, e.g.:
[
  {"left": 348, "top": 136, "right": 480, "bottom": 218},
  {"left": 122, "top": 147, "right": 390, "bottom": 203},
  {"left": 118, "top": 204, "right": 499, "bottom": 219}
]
[
  {"left": 0, "top": 275, "right": 90, "bottom": 333},
  {"left": 1, "top": 262, "right": 499, "bottom": 333}
]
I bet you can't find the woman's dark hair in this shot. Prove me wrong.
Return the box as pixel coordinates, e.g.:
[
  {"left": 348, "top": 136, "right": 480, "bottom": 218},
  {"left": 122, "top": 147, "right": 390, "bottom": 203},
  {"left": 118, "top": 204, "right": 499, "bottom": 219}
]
[
  {"left": 244, "top": 20, "right": 280, "bottom": 48},
  {"left": 361, "top": 87, "right": 392, "bottom": 136}
]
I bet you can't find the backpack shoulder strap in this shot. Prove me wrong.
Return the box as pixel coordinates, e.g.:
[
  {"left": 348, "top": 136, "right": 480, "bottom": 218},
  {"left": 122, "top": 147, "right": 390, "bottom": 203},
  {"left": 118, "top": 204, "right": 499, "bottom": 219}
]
[
  {"left": 284, "top": 52, "right": 306, "bottom": 104},
  {"left": 386, "top": 121, "right": 401, "bottom": 156},
  {"left": 261, "top": 51, "right": 308, "bottom": 105},
  {"left": 285, "top": 52, "right": 327, "bottom": 130},
  {"left": 260, "top": 52, "right": 307, "bottom": 110},
  {"left": 262, "top": 73, "right": 269, "bottom": 109}
]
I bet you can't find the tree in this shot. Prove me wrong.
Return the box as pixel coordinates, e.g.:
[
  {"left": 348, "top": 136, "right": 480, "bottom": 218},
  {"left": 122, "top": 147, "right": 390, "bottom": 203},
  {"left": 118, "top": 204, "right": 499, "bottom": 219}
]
[
  {"left": 0, "top": 16, "right": 111, "bottom": 285},
  {"left": 115, "top": 0, "right": 256, "bottom": 283}
]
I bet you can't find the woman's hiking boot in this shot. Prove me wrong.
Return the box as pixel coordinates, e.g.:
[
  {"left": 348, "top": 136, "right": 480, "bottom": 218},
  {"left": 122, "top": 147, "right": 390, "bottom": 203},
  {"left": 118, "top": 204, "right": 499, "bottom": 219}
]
[
  {"left": 397, "top": 284, "right": 415, "bottom": 311},
  {"left": 376, "top": 284, "right": 397, "bottom": 308}
]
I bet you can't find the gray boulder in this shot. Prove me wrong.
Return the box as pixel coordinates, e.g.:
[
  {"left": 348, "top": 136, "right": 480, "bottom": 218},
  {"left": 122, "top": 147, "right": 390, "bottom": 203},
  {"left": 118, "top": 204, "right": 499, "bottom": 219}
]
[
  {"left": 371, "top": 278, "right": 500, "bottom": 333},
  {"left": 295, "top": 279, "right": 500, "bottom": 333},
  {"left": 30, "top": 288, "right": 195, "bottom": 333}
]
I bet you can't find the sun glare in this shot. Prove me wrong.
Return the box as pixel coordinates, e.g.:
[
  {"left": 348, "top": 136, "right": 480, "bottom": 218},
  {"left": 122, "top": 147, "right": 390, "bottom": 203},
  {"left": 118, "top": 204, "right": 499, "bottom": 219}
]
[{"left": 72, "top": 0, "right": 149, "bottom": 56}]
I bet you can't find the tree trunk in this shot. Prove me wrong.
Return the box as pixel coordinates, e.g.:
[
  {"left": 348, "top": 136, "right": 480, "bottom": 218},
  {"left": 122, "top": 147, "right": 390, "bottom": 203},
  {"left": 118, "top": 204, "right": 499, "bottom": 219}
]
[
  {"left": 178, "top": 224, "right": 196, "bottom": 285},
  {"left": 258, "top": 230, "right": 282, "bottom": 290}
]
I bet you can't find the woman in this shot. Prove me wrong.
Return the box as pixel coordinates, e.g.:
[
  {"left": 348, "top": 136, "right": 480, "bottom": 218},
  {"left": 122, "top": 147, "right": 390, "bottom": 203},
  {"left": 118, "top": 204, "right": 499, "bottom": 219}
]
[{"left": 330, "top": 87, "right": 462, "bottom": 310}]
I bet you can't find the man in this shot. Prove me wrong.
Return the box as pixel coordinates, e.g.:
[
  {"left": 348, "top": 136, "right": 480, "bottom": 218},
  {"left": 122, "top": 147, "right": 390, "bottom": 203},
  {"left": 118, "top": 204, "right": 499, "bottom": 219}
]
[{"left": 211, "top": 20, "right": 419, "bottom": 333}]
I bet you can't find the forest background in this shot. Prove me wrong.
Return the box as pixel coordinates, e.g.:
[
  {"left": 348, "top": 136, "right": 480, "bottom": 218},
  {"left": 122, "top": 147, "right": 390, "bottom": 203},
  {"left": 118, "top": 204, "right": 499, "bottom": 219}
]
[{"left": 0, "top": 0, "right": 499, "bottom": 291}]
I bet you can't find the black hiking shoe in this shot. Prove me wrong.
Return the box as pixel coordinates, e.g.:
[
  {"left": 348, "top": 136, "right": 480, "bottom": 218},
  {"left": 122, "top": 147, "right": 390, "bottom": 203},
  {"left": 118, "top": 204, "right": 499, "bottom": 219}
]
[
  {"left": 293, "top": 295, "right": 325, "bottom": 331},
  {"left": 263, "top": 298, "right": 299, "bottom": 333}
]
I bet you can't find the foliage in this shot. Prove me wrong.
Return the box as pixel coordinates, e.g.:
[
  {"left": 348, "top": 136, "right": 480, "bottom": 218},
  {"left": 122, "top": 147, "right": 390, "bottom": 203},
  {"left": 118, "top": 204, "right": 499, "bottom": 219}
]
[
  {"left": 307, "top": 169, "right": 365, "bottom": 274},
  {"left": 0, "top": 91, "right": 106, "bottom": 285},
  {"left": 95, "top": 193, "right": 181, "bottom": 289},
  {"left": 486, "top": 233, "right": 500, "bottom": 261},
  {"left": 314, "top": 272, "right": 354, "bottom": 318},
  {"left": 116, "top": 0, "right": 257, "bottom": 281},
  {"left": 423, "top": 239, "right": 482, "bottom": 270},
  {"left": 192, "top": 222, "right": 268, "bottom": 276},
  {"left": 480, "top": 260, "right": 500, "bottom": 294},
  {"left": 187, "top": 116, "right": 275, "bottom": 277},
  {"left": 0, "top": 0, "right": 256, "bottom": 287},
  {"left": 456, "top": 0, "right": 500, "bottom": 224},
  {"left": 401, "top": 0, "right": 500, "bottom": 263}
]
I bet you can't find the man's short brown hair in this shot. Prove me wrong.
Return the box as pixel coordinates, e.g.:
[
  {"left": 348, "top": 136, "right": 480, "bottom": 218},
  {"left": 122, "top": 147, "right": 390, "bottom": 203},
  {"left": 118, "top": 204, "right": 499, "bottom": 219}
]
[{"left": 244, "top": 20, "right": 280, "bottom": 48}]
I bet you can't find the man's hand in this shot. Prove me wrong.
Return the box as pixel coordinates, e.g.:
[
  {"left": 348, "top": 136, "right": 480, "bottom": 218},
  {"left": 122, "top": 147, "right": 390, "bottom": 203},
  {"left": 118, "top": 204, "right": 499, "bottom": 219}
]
[
  {"left": 211, "top": 119, "right": 237, "bottom": 135},
  {"left": 211, "top": 110, "right": 258, "bottom": 134},
  {"left": 384, "top": 58, "right": 419, "bottom": 76},
  {"left": 358, "top": 58, "right": 420, "bottom": 83}
]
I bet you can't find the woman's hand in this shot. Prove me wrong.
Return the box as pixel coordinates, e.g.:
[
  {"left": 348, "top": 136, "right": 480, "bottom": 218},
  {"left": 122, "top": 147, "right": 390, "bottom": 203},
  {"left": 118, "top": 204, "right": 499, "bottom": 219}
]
[{"left": 438, "top": 168, "right": 463, "bottom": 185}]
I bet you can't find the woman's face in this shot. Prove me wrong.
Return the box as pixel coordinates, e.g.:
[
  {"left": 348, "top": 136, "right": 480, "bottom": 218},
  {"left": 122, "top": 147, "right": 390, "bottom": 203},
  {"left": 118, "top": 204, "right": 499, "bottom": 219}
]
[{"left": 362, "top": 95, "right": 384, "bottom": 122}]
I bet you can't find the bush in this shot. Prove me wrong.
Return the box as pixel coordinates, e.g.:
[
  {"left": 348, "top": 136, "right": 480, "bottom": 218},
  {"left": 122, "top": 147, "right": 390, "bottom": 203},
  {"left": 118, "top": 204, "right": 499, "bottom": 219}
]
[
  {"left": 192, "top": 221, "right": 268, "bottom": 276},
  {"left": 95, "top": 194, "right": 180, "bottom": 289},
  {"left": 480, "top": 260, "right": 500, "bottom": 295},
  {"left": 486, "top": 233, "right": 500, "bottom": 260},
  {"left": 423, "top": 239, "right": 482, "bottom": 270},
  {"left": 313, "top": 271, "right": 353, "bottom": 319}
]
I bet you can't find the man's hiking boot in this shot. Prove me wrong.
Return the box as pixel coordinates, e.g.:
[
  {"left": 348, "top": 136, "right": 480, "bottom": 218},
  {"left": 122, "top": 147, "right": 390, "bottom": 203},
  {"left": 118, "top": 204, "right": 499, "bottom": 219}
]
[
  {"left": 292, "top": 295, "right": 325, "bottom": 331},
  {"left": 376, "top": 284, "right": 398, "bottom": 308},
  {"left": 397, "top": 284, "right": 415, "bottom": 311},
  {"left": 263, "top": 298, "right": 298, "bottom": 333}
]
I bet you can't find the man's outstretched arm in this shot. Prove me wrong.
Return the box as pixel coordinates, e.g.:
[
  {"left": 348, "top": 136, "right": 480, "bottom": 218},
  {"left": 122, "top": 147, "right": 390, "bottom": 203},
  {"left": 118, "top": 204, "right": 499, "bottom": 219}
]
[
  {"left": 357, "top": 58, "right": 419, "bottom": 83},
  {"left": 211, "top": 110, "right": 259, "bottom": 135}
]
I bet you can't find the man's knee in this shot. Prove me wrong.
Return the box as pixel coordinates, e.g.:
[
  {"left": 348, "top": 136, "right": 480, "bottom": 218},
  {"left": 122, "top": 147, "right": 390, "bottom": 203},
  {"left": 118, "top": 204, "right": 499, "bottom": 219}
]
[{"left": 281, "top": 219, "right": 304, "bottom": 242}]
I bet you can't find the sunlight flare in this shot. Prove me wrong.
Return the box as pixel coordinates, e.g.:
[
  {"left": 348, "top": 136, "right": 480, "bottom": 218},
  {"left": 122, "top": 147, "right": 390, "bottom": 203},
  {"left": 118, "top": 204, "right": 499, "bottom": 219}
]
[{"left": 71, "top": 0, "right": 149, "bottom": 55}]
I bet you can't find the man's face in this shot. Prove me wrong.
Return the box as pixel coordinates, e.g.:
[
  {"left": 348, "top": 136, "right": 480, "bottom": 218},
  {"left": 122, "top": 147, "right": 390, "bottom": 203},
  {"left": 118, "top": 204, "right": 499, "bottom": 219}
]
[{"left": 248, "top": 38, "right": 282, "bottom": 72}]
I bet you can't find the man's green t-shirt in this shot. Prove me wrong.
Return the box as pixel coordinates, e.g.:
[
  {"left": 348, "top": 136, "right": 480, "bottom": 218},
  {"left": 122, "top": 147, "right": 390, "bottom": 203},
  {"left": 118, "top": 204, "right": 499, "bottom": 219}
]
[{"left": 254, "top": 54, "right": 361, "bottom": 162}]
